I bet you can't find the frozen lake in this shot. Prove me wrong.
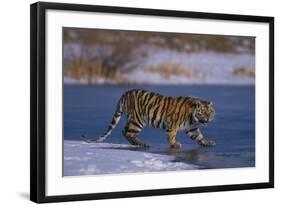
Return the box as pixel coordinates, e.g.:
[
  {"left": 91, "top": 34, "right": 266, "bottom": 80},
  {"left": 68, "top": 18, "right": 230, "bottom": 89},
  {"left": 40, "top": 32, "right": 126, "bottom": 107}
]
[{"left": 63, "top": 85, "right": 255, "bottom": 176}]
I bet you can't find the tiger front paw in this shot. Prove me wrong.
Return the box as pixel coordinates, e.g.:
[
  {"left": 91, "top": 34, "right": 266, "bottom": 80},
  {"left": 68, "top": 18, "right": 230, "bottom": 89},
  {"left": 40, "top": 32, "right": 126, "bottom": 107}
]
[
  {"left": 170, "top": 141, "right": 182, "bottom": 149},
  {"left": 198, "top": 139, "right": 216, "bottom": 147}
]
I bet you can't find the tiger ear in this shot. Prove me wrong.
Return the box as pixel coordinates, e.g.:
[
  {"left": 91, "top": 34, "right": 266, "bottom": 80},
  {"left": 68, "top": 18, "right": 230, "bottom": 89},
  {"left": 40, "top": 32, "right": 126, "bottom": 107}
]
[
  {"left": 191, "top": 101, "right": 201, "bottom": 109},
  {"left": 201, "top": 100, "right": 213, "bottom": 106}
]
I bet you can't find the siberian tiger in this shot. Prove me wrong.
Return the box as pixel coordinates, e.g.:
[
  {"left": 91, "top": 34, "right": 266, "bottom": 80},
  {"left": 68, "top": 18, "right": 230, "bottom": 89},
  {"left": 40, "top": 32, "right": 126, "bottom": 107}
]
[{"left": 82, "top": 89, "right": 216, "bottom": 148}]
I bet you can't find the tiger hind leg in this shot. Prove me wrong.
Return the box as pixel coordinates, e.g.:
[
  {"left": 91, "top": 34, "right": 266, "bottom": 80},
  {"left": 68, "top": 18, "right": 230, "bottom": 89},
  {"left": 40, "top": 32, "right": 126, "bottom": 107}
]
[{"left": 122, "top": 122, "right": 149, "bottom": 148}]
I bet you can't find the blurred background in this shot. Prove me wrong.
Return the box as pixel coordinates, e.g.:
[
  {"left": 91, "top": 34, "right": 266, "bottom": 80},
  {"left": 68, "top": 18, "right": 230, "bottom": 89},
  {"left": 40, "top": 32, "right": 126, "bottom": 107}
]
[{"left": 63, "top": 28, "right": 255, "bottom": 85}]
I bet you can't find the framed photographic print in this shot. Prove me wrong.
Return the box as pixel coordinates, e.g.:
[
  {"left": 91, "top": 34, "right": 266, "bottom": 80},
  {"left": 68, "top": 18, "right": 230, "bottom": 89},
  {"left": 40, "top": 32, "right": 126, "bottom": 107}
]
[{"left": 30, "top": 1, "right": 274, "bottom": 203}]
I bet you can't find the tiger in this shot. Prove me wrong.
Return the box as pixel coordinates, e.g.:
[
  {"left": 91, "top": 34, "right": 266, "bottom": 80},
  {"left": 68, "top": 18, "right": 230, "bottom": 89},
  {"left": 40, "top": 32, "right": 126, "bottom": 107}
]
[{"left": 82, "top": 89, "right": 216, "bottom": 148}]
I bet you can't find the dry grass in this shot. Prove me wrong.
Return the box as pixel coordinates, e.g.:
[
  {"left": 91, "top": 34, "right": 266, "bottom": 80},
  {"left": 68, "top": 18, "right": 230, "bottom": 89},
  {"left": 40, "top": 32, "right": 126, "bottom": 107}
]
[
  {"left": 145, "top": 62, "right": 193, "bottom": 79},
  {"left": 233, "top": 67, "right": 255, "bottom": 79},
  {"left": 64, "top": 59, "right": 128, "bottom": 84},
  {"left": 64, "top": 28, "right": 255, "bottom": 54}
]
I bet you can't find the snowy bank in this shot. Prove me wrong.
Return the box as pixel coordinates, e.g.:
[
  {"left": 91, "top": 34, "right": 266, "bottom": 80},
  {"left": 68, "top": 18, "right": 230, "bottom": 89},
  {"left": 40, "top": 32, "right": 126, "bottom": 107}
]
[
  {"left": 64, "top": 140, "right": 199, "bottom": 176},
  {"left": 64, "top": 51, "right": 255, "bottom": 85}
]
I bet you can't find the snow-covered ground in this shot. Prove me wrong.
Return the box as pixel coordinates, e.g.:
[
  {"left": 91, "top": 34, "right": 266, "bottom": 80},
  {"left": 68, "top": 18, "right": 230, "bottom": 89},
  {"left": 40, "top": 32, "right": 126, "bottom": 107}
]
[
  {"left": 126, "top": 51, "right": 255, "bottom": 85},
  {"left": 64, "top": 140, "right": 199, "bottom": 176}
]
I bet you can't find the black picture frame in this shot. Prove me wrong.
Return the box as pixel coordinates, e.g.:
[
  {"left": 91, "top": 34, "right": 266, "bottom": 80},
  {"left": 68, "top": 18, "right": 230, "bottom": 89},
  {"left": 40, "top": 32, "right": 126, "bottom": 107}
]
[{"left": 30, "top": 1, "right": 274, "bottom": 203}]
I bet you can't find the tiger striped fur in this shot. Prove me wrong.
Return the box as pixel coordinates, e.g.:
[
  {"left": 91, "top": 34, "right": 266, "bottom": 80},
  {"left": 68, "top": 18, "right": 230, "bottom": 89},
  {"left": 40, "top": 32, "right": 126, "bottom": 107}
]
[{"left": 82, "top": 89, "right": 216, "bottom": 148}]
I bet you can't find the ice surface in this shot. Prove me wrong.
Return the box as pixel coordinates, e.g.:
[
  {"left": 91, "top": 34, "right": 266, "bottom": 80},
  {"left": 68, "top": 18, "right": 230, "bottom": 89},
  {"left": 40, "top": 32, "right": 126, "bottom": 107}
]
[{"left": 64, "top": 140, "right": 199, "bottom": 176}]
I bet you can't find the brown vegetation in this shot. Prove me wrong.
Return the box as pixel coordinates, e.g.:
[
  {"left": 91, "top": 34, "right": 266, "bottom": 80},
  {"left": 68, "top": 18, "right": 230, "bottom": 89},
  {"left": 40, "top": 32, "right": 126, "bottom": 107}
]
[
  {"left": 233, "top": 67, "right": 255, "bottom": 79},
  {"left": 64, "top": 28, "right": 255, "bottom": 54},
  {"left": 145, "top": 62, "right": 193, "bottom": 79},
  {"left": 64, "top": 58, "right": 129, "bottom": 84}
]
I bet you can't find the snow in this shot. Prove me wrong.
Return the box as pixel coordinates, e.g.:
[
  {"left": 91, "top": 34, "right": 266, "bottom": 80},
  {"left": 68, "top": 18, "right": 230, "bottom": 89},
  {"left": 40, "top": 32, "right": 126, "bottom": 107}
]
[
  {"left": 64, "top": 140, "right": 199, "bottom": 176},
  {"left": 124, "top": 51, "right": 255, "bottom": 85},
  {"left": 64, "top": 77, "right": 88, "bottom": 85}
]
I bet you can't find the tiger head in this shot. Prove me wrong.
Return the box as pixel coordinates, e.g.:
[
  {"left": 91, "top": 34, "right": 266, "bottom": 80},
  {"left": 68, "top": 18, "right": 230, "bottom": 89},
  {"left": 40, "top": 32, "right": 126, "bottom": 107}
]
[{"left": 192, "top": 99, "right": 215, "bottom": 124}]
